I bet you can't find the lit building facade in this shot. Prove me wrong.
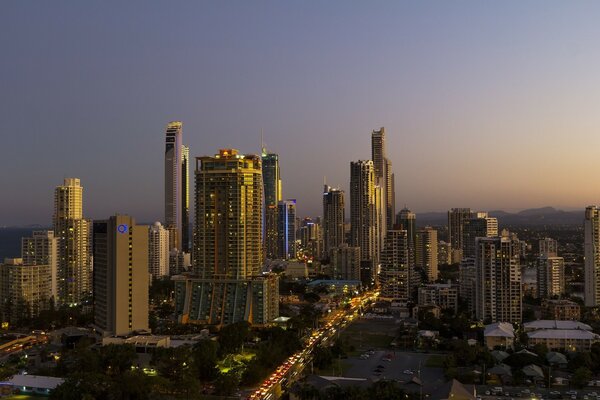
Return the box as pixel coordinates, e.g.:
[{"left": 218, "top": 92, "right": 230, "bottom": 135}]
[
  {"left": 148, "top": 222, "right": 170, "bottom": 279},
  {"left": 277, "top": 200, "right": 297, "bottom": 260},
  {"left": 21, "top": 231, "right": 58, "bottom": 302},
  {"left": 585, "top": 206, "right": 600, "bottom": 307},
  {"left": 262, "top": 150, "right": 282, "bottom": 260},
  {"left": 379, "top": 230, "right": 410, "bottom": 301},
  {"left": 447, "top": 208, "right": 473, "bottom": 263},
  {"left": 330, "top": 244, "right": 361, "bottom": 281},
  {"left": 323, "top": 186, "right": 345, "bottom": 258},
  {"left": 164, "top": 121, "right": 189, "bottom": 252},
  {"left": 416, "top": 226, "right": 438, "bottom": 282},
  {"left": 92, "top": 215, "right": 149, "bottom": 336}
]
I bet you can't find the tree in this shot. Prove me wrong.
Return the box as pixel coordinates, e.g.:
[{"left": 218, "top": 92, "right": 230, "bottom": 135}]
[
  {"left": 214, "top": 371, "right": 241, "bottom": 396},
  {"left": 192, "top": 339, "right": 219, "bottom": 381},
  {"left": 218, "top": 321, "right": 250, "bottom": 355},
  {"left": 571, "top": 367, "right": 592, "bottom": 389}
]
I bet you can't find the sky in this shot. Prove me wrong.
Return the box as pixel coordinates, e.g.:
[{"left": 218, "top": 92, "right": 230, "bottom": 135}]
[{"left": 3, "top": 1, "right": 600, "bottom": 226}]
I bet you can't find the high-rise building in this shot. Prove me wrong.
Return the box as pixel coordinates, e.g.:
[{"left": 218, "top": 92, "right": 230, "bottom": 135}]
[
  {"left": 350, "top": 160, "right": 378, "bottom": 283},
  {"left": 53, "top": 178, "right": 91, "bottom": 306},
  {"left": 148, "top": 222, "right": 170, "bottom": 279},
  {"left": 330, "top": 244, "right": 361, "bottom": 281},
  {"left": 462, "top": 213, "right": 498, "bottom": 258},
  {"left": 447, "top": 208, "right": 473, "bottom": 263},
  {"left": 537, "top": 256, "right": 565, "bottom": 299},
  {"left": 92, "top": 215, "right": 149, "bottom": 336},
  {"left": 416, "top": 226, "right": 438, "bottom": 282},
  {"left": 371, "top": 127, "right": 395, "bottom": 245},
  {"left": 438, "top": 241, "right": 452, "bottom": 265},
  {"left": 262, "top": 150, "right": 282, "bottom": 260},
  {"left": 539, "top": 238, "right": 558, "bottom": 258},
  {"left": 164, "top": 121, "right": 189, "bottom": 252},
  {"left": 194, "top": 149, "right": 263, "bottom": 278},
  {"left": 277, "top": 200, "right": 297, "bottom": 260},
  {"left": 379, "top": 230, "right": 410, "bottom": 301},
  {"left": 584, "top": 206, "right": 600, "bottom": 306},
  {"left": 396, "top": 208, "right": 417, "bottom": 265},
  {"left": 475, "top": 233, "right": 522, "bottom": 323},
  {"left": 459, "top": 257, "right": 476, "bottom": 316},
  {"left": 299, "top": 218, "right": 321, "bottom": 259},
  {"left": 21, "top": 231, "right": 58, "bottom": 302},
  {"left": 323, "top": 186, "right": 345, "bottom": 258},
  {"left": 176, "top": 149, "right": 278, "bottom": 326},
  {"left": 0, "top": 258, "right": 53, "bottom": 324}
]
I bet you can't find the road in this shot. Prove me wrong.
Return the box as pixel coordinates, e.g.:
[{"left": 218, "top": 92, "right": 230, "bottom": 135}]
[{"left": 246, "top": 290, "right": 379, "bottom": 400}]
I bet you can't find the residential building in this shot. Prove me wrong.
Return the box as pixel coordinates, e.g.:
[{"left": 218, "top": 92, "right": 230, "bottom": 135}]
[
  {"left": 21, "top": 231, "right": 58, "bottom": 302},
  {"left": 462, "top": 213, "right": 498, "bottom": 258},
  {"left": 371, "top": 127, "right": 395, "bottom": 232},
  {"left": 459, "top": 257, "right": 477, "bottom": 316},
  {"left": 539, "top": 238, "right": 558, "bottom": 258},
  {"left": 542, "top": 299, "right": 581, "bottom": 321},
  {"left": 262, "top": 149, "right": 282, "bottom": 260},
  {"left": 330, "top": 244, "right": 361, "bottom": 281},
  {"left": 277, "top": 200, "right": 297, "bottom": 260},
  {"left": 522, "top": 320, "right": 591, "bottom": 332},
  {"left": 527, "top": 329, "right": 600, "bottom": 352},
  {"left": 92, "top": 215, "right": 149, "bottom": 336},
  {"left": 475, "top": 232, "right": 522, "bottom": 323},
  {"left": 484, "top": 322, "right": 515, "bottom": 350},
  {"left": 148, "top": 222, "right": 170, "bottom": 279},
  {"left": 53, "top": 178, "right": 91, "bottom": 306},
  {"left": 448, "top": 208, "right": 473, "bottom": 263},
  {"left": 164, "top": 121, "right": 189, "bottom": 252},
  {"left": 438, "top": 241, "right": 451, "bottom": 265},
  {"left": 417, "top": 283, "right": 458, "bottom": 311},
  {"left": 537, "top": 256, "right": 565, "bottom": 298},
  {"left": 416, "top": 226, "right": 438, "bottom": 282},
  {"left": 585, "top": 206, "right": 600, "bottom": 306},
  {"left": 350, "top": 160, "right": 378, "bottom": 284},
  {"left": 379, "top": 230, "right": 410, "bottom": 301},
  {"left": 322, "top": 186, "right": 345, "bottom": 258}
]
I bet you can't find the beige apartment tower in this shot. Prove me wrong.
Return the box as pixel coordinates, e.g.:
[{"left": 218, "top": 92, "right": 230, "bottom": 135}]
[
  {"left": 53, "top": 178, "right": 91, "bottom": 306},
  {"left": 584, "top": 206, "right": 600, "bottom": 306},
  {"left": 416, "top": 226, "right": 438, "bottom": 282},
  {"left": 93, "top": 215, "right": 149, "bottom": 336}
]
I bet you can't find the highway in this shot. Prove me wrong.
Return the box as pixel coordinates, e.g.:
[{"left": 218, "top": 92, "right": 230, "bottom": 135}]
[{"left": 246, "top": 290, "right": 379, "bottom": 400}]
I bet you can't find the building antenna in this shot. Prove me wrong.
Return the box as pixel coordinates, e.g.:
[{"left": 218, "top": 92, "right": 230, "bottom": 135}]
[{"left": 260, "top": 128, "right": 265, "bottom": 155}]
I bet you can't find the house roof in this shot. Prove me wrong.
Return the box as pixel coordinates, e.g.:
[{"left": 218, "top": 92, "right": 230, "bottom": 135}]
[
  {"left": 444, "top": 379, "right": 476, "bottom": 400},
  {"left": 488, "top": 363, "right": 512, "bottom": 376},
  {"left": 491, "top": 350, "right": 510, "bottom": 362},
  {"left": 484, "top": 322, "right": 515, "bottom": 338},
  {"left": 546, "top": 351, "right": 568, "bottom": 364},
  {"left": 522, "top": 364, "right": 545, "bottom": 379},
  {"left": 523, "top": 320, "right": 592, "bottom": 331},
  {"left": 528, "top": 329, "right": 600, "bottom": 340},
  {"left": 7, "top": 375, "right": 64, "bottom": 390}
]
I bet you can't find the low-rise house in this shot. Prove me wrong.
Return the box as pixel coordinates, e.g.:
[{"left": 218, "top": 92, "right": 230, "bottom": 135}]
[
  {"left": 523, "top": 320, "right": 591, "bottom": 332},
  {"left": 484, "top": 322, "right": 515, "bottom": 350},
  {"left": 527, "top": 329, "right": 600, "bottom": 352}
]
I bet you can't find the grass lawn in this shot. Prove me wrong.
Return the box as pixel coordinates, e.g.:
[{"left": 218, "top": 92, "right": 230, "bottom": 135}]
[
  {"left": 217, "top": 351, "right": 256, "bottom": 373},
  {"left": 424, "top": 354, "right": 446, "bottom": 368}
]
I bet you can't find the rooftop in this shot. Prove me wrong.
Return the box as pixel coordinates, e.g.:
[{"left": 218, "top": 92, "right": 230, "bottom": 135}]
[
  {"left": 484, "top": 322, "right": 515, "bottom": 338},
  {"left": 528, "top": 329, "right": 600, "bottom": 340},
  {"left": 523, "top": 320, "right": 592, "bottom": 331},
  {"left": 6, "top": 374, "right": 64, "bottom": 390}
]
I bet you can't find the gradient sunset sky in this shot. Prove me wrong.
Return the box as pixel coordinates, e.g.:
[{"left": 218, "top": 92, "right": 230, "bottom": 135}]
[{"left": 3, "top": 1, "right": 600, "bottom": 225}]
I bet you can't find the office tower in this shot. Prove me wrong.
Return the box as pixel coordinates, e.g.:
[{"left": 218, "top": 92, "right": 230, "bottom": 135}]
[
  {"left": 462, "top": 213, "right": 498, "bottom": 259},
  {"left": 459, "top": 257, "right": 476, "bottom": 316},
  {"left": 475, "top": 233, "right": 522, "bottom": 323},
  {"left": 21, "top": 231, "right": 58, "bottom": 302},
  {"left": 53, "top": 178, "right": 91, "bottom": 306},
  {"left": 177, "top": 149, "right": 278, "bottom": 326},
  {"left": 416, "top": 226, "right": 438, "bottom": 282},
  {"left": 92, "top": 215, "right": 149, "bottom": 336},
  {"left": 379, "top": 230, "right": 410, "bottom": 301},
  {"left": 262, "top": 149, "right": 282, "bottom": 260},
  {"left": 447, "top": 208, "right": 473, "bottom": 263},
  {"left": 0, "top": 258, "right": 53, "bottom": 324},
  {"left": 164, "top": 121, "right": 189, "bottom": 252},
  {"left": 277, "top": 200, "right": 297, "bottom": 260},
  {"left": 148, "top": 222, "right": 170, "bottom": 279},
  {"left": 539, "top": 238, "right": 558, "bottom": 258},
  {"left": 330, "top": 245, "right": 361, "bottom": 281},
  {"left": 350, "top": 160, "right": 378, "bottom": 283},
  {"left": 584, "top": 206, "right": 600, "bottom": 306},
  {"left": 323, "top": 186, "right": 345, "bottom": 257},
  {"left": 537, "top": 256, "right": 565, "bottom": 299}
]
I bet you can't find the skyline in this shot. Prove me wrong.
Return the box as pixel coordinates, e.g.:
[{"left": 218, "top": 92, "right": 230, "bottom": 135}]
[{"left": 4, "top": 2, "right": 600, "bottom": 225}]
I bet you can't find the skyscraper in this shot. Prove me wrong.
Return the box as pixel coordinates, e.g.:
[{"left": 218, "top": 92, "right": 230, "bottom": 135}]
[
  {"left": 323, "top": 185, "right": 345, "bottom": 258},
  {"left": 371, "top": 127, "right": 395, "bottom": 241},
  {"left": 93, "top": 215, "right": 149, "bottom": 336},
  {"left": 148, "top": 222, "right": 170, "bottom": 279},
  {"left": 447, "top": 208, "right": 473, "bottom": 263},
  {"left": 53, "top": 178, "right": 91, "bottom": 306},
  {"left": 537, "top": 256, "right": 565, "bottom": 299},
  {"left": 330, "top": 244, "right": 361, "bottom": 281},
  {"left": 262, "top": 149, "right": 282, "bottom": 260},
  {"left": 416, "top": 226, "right": 438, "bottom": 282},
  {"left": 194, "top": 149, "right": 263, "bottom": 278},
  {"left": 539, "top": 237, "right": 558, "bottom": 258},
  {"left": 475, "top": 233, "right": 522, "bottom": 323},
  {"left": 584, "top": 206, "right": 600, "bottom": 306},
  {"left": 350, "top": 160, "right": 378, "bottom": 283},
  {"left": 379, "top": 230, "right": 410, "bottom": 301},
  {"left": 176, "top": 149, "right": 278, "bottom": 326},
  {"left": 277, "top": 200, "right": 297, "bottom": 260},
  {"left": 164, "top": 121, "right": 190, "bottom": 252}
]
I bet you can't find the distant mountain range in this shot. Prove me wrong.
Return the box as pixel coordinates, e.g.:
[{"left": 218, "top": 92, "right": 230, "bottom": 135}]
[{"left": 416, "top": 207, "right": 584, "bottom": 227}]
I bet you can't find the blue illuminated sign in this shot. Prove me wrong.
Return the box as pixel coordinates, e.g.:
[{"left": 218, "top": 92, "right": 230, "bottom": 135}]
[{"left": 117, "top": 224, "right": 128, "bottom": 234}]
